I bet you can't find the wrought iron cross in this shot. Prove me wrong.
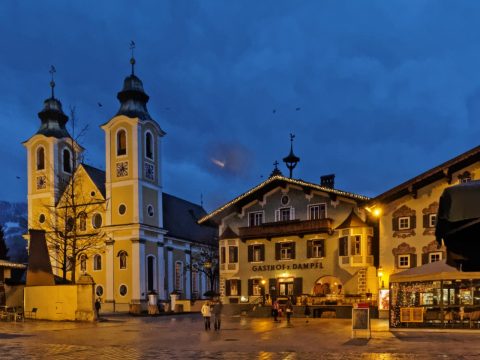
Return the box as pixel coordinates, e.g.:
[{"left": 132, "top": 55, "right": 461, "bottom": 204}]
[{"left": 49, "top": 65, "right": 56, "bottom": 98}]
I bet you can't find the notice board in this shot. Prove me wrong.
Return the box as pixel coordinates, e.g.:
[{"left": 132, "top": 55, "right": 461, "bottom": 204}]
[{"left": 351, "top": 308, "right": 371, "bottom": 339}]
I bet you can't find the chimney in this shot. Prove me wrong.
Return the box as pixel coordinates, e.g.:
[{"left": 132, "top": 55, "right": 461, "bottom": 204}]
[{"left": 320, "top": 174, "right": 335, "bottom": 189}]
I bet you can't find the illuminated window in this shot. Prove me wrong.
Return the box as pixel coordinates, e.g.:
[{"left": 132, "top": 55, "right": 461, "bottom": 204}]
[
  {"left": 311, "top": 240, "right": 325, "bottom": 258},
  {"left": 398, "top": 255, "right": 410, "bottom": 268},
  {"left": 398, "top": 217, "right": 410, "bottom": 230},
  {"left": 145, "top": 131, "right": 153, "bottom": 159},
  {"left": 175, "top": 261, "right": 183, "bottom": 291},
  {"left": 308, "top": 203, "right": 327, "bottom": 220},
  {"left": 351, "top": 235, "right": 361, "bottom": 255},
  {"left": 36, "top": 147, "right": 45, "bottom": 170},
  {"left": 117, "top": 129, "right": 127, "bottom": 156},
  {"left": 248, "top": 244, "right": 264, "bottom": 262},
  {"left": 280, "top": 242, "right": 294, "bottom": 260},
  {"left": 429, "top": 214, "right": 437, "bottom": 228},
  {"left": 229, "top": 279, "right": 239, "bottom": 296}
]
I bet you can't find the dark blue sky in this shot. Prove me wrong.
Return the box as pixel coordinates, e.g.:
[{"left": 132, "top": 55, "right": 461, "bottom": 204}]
[{"left": 2, "top": 1, "right": 480, "bottom": 212}]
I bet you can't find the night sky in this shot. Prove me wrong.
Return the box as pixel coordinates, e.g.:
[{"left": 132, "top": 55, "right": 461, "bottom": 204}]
[{"left": 2, "top": 1, "right": 480, "bottom": 212}]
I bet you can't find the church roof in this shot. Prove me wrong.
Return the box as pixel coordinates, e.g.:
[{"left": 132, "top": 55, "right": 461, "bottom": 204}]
[
  {"left": 82, "top": 164, "right": 106, "bottom": 198},
  {"left": 198, "top": 175, "right": 370, "bottom": 225},
  {"left": 162, "top": 193, "right": 217, "bottom": 246}
]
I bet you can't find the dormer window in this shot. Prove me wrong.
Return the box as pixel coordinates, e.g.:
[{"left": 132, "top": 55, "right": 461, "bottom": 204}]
[
  {"left": 117, "top": 129, "right": 127, "bottom": 156},
  {"left": 36, "top": 147, "right": 45, "bottom": 170},
  {"left": 145, "top": 131, "right": 153, "bottom": 159}
]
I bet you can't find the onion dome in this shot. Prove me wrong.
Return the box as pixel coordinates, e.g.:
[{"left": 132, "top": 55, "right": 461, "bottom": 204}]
[
  {"left": 36, "top": 66, "right": 70, "bottom": 138},
  {"left": 282, "top": 133, "right": 300, "bottom": 178},
  {"left": 116, "top": 54, "right": 153, "bottom": 121}
]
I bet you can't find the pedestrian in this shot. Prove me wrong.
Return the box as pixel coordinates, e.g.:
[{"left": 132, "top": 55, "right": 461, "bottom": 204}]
[
  {"left": 285, "top": 299, "right": 293, "bottom": 325},
  {"left": 201, "top": 301, "right": 212, "bottom": 330},
  {"left": 272, "top": 300, "right": 279, "bottom": 322},
  {"left": 213, "top": 300, "right": 223, "bottom": 331},
  {"left": 95, "top": 298, "right": 101, "bottom": 320},
  {"left": 304, "top": 303, "right": 311, "bottom": 323}
]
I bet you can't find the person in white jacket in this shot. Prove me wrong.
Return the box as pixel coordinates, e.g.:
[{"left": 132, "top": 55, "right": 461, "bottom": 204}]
[{"left": 201, "top": 301, "right": 212, "bottom": 330}]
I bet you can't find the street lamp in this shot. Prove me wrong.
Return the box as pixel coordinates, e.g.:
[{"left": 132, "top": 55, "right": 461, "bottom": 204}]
[{"left": 261, "top": 279, "right": 266, "bottom": 305}]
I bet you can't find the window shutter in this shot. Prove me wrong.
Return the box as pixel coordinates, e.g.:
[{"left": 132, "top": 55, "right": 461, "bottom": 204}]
[
  {"left": 411, "top": 254, "right": 417, "bottom": 268},
  {"left": 294, "top": 277, "right": 303, "bottom": 296},
  {"left": 410, "top": 215, "right": 416, "bottom": 229},
  {"left": 392, "top": 217, "right": 399, "bottom": 231},
  {"left": 306, "top": 240, "right": 313, "bottom": 258},
  {"left": 394, "top": 255, "right": 399, "bottom": 268},
  {"left": 269, "top": 278, "right": 276, "bottom": 297},
  {"left": 422, "top": 253, "right": 429, "bottom": 265},
  {"left": 291, "top": 242, "right": 296, "bottom": 259},
  {"left": 226, "top": 280, "right": 231, "bottom": 296},
  {"left": 275, "top": 243, "right": 280, "bottom": 260},
  {"left": 248, "top": 279, "right": 253, "bottom": 296},
  {"left": 350, "top": 237, "right": 355, "bottom": 255},
  {"left": 423, "top": 214, "right": 429, "bottom": 228},
  {"left": 248, "top": 245, "right": 253, "bottom": 262},
  {"left": 238, "top": 280, "right": 242, "bottom": 296},
  {"left": 260, "top": 245, "right": 265, "bottom": 261}
]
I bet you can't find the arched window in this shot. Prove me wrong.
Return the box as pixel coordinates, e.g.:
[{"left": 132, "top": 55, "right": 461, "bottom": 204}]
[
  {"left": 36, "top": 147, "right": 45, "bottom": 170},
  {"left": 117, "top": 129, "right": 127, "bottom": 156},
  {"left": 93, "top": 254, "right": 102, "bottom": 271},
  {"left": 145, "top": 131, "right": 153, "bottom": 159},
  {"left": 78, "top": 212, "right": 87, "bottom": 231},
  {"left": 118, "top": 251, "right": 128, "bottom": 269},
  {"left": 79, "top": 254, "right": 87, "bottom": 272},
  {"left": 63, "top": 148, "right": 72, "bottom": 173}
]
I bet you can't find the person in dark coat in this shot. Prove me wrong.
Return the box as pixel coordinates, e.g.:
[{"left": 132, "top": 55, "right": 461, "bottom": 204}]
[
  {"left": 285, "top": 299, "right": 293, "bottom": 325},
  {"left": 304, "top": 304, "right": 311, "bottom": 323},
  {"left": 213, "top": 300, "right": 223, "bottom": 331},
  {"left": 95, "top": 298, "right": 101, "bottom": 319}
]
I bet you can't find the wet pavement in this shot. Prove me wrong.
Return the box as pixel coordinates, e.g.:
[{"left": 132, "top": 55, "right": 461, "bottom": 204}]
[{"left": 1, "top": 314, "right": 480, "bottom": 359}]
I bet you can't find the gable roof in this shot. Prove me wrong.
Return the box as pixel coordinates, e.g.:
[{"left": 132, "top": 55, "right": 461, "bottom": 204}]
[
  {"left": 336, "top": 210, "right": 367, "bottom": 229},
  {"left": 198, "top": 175, "right": 369, "bottom": 225},
  {"left": 162, "top": 193, "right": 217, "bottom": 246},
  {"left": 82, "top": 164, "right": 106, "bottom": 198},
  {"left": 370, "top": 144, "right": 480, "bottom": 205}
]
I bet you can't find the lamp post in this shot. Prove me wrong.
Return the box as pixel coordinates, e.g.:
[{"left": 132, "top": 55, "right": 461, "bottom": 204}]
[{"left": 261, "top": 279, "right": 266, "bottom": 305}]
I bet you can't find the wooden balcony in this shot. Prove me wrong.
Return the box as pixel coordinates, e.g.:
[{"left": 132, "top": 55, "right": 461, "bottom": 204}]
[{"left": 238, "top": 218, "right": 333, "bottom": 241}]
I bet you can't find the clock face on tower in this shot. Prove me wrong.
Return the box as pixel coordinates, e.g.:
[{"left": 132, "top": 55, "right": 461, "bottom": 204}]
[
  {"left": 144, "top": 162, "right": 155, "bottom": 181},
  {"left": 116, "top": 161, "right": 129, "bottom": 177}
]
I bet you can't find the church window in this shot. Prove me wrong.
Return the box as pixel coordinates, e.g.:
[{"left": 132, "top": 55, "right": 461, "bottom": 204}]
[
  {"left": 147, "top": 256, "right": 155, "bottom": 292},
  {"left": 79, "top": 254, "right": 87, "bottom": 272},
  {"left": 119, "top": 284, "right": 128, "bottom": 296},
  {"left": 118, "top": 204, "right": 127, "bottom": 215},
  {"left": 63, "top": 148, "right": 72, "bottom": 173},
  {"left": 119, "top": 251, "right": 127, "bottom": 269},
  {"left": 175, "top": 261, "right": 183, "bottom": 292},
  {"left": 147, "top": 205, "right": 154, "bottom": 217},
  {"left": 145, "top": 131, "right": 153, "bottom": 159},
  {"left": 93, "top": 254, "right": 102, "bottom": 271},
  {"left": 36, "top": 147, "right": 45, "bottom": 170},
  {"left": 39, "top": 213, "right": 46, "bottom": 224},
  {"left": 66, "top": 217, "right": 74, "bottom": 233},
  {"left": 78, "top": 212, "right": 87, "bottom": 231},
  {"left": 117, "top": 129, "right": 127, "bottom": 156},
  {"left": 92, "top": 213, "right": 102, "bottom": 229},
  {"left": 96, "top": 285, "right": 104, "bottom": 297}
]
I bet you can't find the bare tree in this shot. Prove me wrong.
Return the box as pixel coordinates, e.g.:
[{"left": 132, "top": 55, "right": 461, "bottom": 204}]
[
  {"left": 187, "top": 244, "right": 219, "bottom": 297},
  {"left": 40, "top": 108, "right": 106, "bottom": 283}
]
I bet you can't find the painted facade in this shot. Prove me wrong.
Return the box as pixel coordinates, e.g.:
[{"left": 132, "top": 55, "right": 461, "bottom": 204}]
[
  {"left": 368, "top": 145, "right": 480, "bottom": 291},
  {"left": 23, "top": 61, "right": 217, "bottom": 312},
  {"left": 199, "top": 174, "right": 378, "bottom": 305}
]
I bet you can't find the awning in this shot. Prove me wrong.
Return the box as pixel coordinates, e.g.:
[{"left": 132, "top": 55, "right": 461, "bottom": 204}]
[{"left": 390, "top": 260, "right": 480, "bottom": 283}]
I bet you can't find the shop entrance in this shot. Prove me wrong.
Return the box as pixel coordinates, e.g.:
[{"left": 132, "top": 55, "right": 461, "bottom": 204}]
[
  {"left": 313, "top": 275, "right": 343, "bottom": 296},
  {"left": 278, "top": 277, "right": 294, "bottom": 296}
]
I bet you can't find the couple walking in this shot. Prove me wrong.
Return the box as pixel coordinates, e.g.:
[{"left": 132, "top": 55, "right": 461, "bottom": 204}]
[{"left": 201, "top": 300, "right": 223, "bottom": 331}]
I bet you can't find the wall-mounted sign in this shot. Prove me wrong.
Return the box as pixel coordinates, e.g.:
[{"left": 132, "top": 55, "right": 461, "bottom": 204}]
[{"left": 252, "top": 262, "right": 323, "bottom": 272}]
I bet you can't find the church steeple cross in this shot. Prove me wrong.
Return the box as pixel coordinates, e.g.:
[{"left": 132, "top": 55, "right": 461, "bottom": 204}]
[
  {"left": 129, "top": 40, "right": 136, "bottom": 75},
  {"left": 49, "top": 65, "right": 56, "bottom": 98}
]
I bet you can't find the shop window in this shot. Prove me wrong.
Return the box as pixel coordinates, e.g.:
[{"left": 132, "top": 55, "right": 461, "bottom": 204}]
[
  {"left": 339, "top": 236, "right": 348, "bottom": 256},
  {"left": 248, "top": 244, "right": 265, "bottom": 262},
  {"left": 398, "top": 217, "right": 410, "bottom": 230},
  {"left": 36, "top": 146, "right": 45, "bottom": 170},
  {"left": 93, "top": 254, "right": 102, "bottom": 271},
  {"left": 117, "top": 129, "right": 127, "bottom": 156},
  {"left": 278, "top": 278, "right": 294, "bottom": 296},
  {"left": 398, "top": 255, "right": 410, "bottom": 268},
  {"left": 248, "top": 211, "right": 263, "bottom": 227},
  {"left": 228, "top": 246, "right": 238, "bottom": 263},
  {"left": 308, "top": 203, "right": 327, "bottom": 220},
  {"left": 175, "top": 261, "right": 183, "bottom": 291}
]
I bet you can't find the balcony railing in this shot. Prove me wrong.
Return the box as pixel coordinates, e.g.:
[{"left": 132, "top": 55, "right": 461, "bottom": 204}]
[{"left": 238, "top": 218, "right": 333, "bottom": 241}]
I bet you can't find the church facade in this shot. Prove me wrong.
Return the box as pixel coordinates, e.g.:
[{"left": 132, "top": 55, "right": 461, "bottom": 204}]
[{"left": 23, "top": 60, "right": 217, "bottom": 312}]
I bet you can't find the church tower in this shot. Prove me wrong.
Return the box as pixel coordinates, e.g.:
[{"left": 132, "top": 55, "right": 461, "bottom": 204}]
[
  {"left": 101, "top": 49, "right": 166, "bottom": 309},
  {"left": 23, "top": 68, "right": 82, "bottom": 237}
]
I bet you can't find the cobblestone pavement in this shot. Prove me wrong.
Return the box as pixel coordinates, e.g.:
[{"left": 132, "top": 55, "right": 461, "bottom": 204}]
[{"left": 1, "top": 314, "right": 480, "bottom": 359}]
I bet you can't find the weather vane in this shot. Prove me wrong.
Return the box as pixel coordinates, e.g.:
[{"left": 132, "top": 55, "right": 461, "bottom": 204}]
[
  {"left": 49, "top": 65, "right": 56, "bottom": 98},
  {"left": 129, "top": 40, "right": 136, "bottom": 75}
]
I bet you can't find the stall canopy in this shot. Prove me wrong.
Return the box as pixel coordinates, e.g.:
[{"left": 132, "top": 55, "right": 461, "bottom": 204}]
[
  {"left": 436, "top": 180, "right": 480, "bottom": 271},
  {"left": 390, "top": 260, "right": 480, "bottom": 283}
]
